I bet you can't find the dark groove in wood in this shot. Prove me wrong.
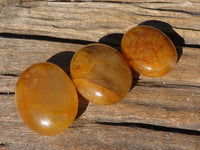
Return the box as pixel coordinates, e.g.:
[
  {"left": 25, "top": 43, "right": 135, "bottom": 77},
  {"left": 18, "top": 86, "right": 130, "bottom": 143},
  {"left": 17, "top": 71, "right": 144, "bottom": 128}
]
[
  {"left": 0, "top": 33, "right": 95, "bottom": 45},
  {"left": 0, "top": 143, "right": 7, "bottom": 147},
  {"left": 0, "top": 92, "right": 15, "bottom": 95},
  {"left": 77, "top": 0, "right": 133, "bottom": 4},
  {"left": 0, "top": 73, "right": 19, "bottom": 77},
  {"left": 45, "top": 0, "right": 133, "bottom": 4},
  {"left": 184, "top": 44, "right": 200, "bottom": 48},
  {"left": 137, "top": 81, "right": 200, "bottom": 89},
  {"left": 138, "top": 6, "right": 200, "bottom": 16},
  {"left": 173, "top": 26, "right": 200, "bottom": 32},
  {"left": 46, "top": 0, "right": 174, "bottom": 4},
  {"left": 124, "top": 11, "right": 178, "bottom": 18},
  {"left": 15, "top": 5, "right": 32, "bottom": 8},
  {"left": 96, "top": 122, "right": 200, "bottom": 136}
]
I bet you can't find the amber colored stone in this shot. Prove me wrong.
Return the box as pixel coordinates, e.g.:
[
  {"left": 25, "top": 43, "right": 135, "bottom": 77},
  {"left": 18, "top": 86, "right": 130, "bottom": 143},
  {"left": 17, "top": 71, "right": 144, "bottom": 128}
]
[
  {"left": 121, "top": 25, "right": 177, "bottom": 77},
  {"left": 15, "top": 62, "right": 78, "bottom": 135},
  {"left": 70, "top": 43, "right": 132, "bottom": 105}
]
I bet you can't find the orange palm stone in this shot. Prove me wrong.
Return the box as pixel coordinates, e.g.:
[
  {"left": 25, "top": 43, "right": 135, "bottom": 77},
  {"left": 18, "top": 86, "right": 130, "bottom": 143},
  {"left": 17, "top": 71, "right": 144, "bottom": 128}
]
[
  {"left": 121, "top": 25, "right": 177, "bottom": 77},
  {"left": 70, "top": 43, "right": 132, "bottom": 105},
  {"left": 15, "top": 62, "right": 78, "bottom": 135}
]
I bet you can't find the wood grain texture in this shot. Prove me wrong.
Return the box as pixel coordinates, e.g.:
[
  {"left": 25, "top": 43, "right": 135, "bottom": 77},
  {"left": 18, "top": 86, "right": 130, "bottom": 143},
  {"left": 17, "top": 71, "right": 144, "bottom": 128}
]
[
  {"left": 0, "top": 96, "right": 200, "bottom": 150},
  {"left": 0, "top": 1, "right": 199, "bottom": 44},
  {"left": 0, "top": 37, "right": 200, "bottom": 131},
  {"left": 0, "top": 0, "right": 200, "bottom": 149}
]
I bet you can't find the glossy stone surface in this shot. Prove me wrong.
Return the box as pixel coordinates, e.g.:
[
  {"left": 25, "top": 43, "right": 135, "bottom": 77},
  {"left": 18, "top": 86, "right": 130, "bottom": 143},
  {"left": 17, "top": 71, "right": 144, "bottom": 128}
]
[
  {"left": 121, "top": 25, "right": 177, "bottom": 77},
  {"left": 70, "top": 43, "right": 132, "bottom": 105},
  {"left": 16, "top": 62, "right": 78, "bottom": 135}
]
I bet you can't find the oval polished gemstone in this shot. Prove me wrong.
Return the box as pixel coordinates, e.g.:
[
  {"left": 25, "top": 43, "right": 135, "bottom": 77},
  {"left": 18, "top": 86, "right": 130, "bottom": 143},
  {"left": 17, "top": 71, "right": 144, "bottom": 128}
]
[
  {"left": 16, "top": 62, "right": 78, "bottom": 135},
  {"left": 70, "top": 43, "right": 132, "bottom": 105},
  {"left": 121, "top": 25, "right": 177, "bottom": 77}
]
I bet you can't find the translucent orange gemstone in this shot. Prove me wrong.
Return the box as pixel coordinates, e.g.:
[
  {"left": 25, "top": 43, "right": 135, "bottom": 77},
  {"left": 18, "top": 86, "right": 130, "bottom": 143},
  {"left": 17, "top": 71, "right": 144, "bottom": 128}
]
[
  {"left": 15, "top": 62, "right": 78, "bottom": 135},
  {"left": 121, "top": 25, "right": 177, "bottom": 77},
  {"left": 70, "top": 43, "right": 132, "bottom": 105}
]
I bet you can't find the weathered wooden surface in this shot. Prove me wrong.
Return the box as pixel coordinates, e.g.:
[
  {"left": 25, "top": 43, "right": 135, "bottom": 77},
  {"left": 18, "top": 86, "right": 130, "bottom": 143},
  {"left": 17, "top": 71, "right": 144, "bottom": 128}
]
[
  {"left": 0, "top": 0, "right": 200, "bottom": 149},
  {"left": 0, "top": 1, "right": 200, "bottom": 44},
  {"left": 0, "top": 94, "right": 199, "bottom": 150}
]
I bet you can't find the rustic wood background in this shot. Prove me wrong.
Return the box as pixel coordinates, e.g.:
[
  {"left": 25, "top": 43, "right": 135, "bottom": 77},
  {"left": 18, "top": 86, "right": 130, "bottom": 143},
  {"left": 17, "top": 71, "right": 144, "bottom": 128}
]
[{"left": 0, "top": 0, "right": 200, "bottom": 149}]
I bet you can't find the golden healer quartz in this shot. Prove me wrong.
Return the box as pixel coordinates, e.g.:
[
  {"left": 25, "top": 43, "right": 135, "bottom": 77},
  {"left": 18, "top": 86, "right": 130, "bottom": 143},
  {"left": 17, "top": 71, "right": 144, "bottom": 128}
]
[
  {"left": 15, "top": 62, "right": 78, "bottom": 136},
  {"left": 121, "top": 25, "right": 177, "bottom": 77},
  {"left": 70, "top": 43, "right": 132, "bottom": 105}
]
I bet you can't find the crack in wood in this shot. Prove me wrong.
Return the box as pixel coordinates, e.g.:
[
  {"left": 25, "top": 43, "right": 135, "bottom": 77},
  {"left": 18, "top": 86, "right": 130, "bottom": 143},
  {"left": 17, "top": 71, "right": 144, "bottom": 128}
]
[
  {"left": 127, "top": 98, "right": 200, "bottom": 113},
  {"left": 0, "top": 92, "right": 15, "bottom": 95},
  {"left": 45, "top": 0, "right": 176, "bottom": 4},
  {"left": 137, "top": 81, "right": 200, "bottom": 89},
  {"left": 184, "top": 44, "right": 200, "bottom": 48},
  {"left": 0, "top": 32, "right": 95, "bottom": 45},
  {"left": 15, "top": 4, "right": 32, "bottom": 8},
  {"left": 0, "top": 73, "right": 19, "bottom": 77},
  {"left": 137, "top": 6, "right": 200, "bottom": 16},
  {"left": 119, "top": 9, "right": 178, "bottom": 18},
  {"left": 173, "top": 26, "right": 200, "bottom": 32},
  {"left": 0, "top": 142, "right": 7, "bottom": 147},
  {"left": 96, "top": 122, "right": 200, "bottom": 136},
  {"left": 43, "top": 0, "right": 135, "bottom": 4}
]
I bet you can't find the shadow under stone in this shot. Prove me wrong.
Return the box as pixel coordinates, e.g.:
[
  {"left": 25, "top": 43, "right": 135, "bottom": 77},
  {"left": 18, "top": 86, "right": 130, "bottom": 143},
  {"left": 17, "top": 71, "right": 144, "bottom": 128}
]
[{"left": 47, "top": 51, "right": 89, "bottom": 119}]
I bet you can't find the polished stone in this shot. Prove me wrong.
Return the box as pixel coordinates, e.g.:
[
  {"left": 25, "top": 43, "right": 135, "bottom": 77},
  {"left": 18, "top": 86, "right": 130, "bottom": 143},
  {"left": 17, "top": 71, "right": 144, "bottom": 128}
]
[
  {"left": 121, "top": 25, "right": 177, "bottom": 77},
  {"left": 16, "top": 62, "right": 78, "bottom": 135},
  {"left": 70, "top": 43, "right": 132, "bottom": 105}
]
